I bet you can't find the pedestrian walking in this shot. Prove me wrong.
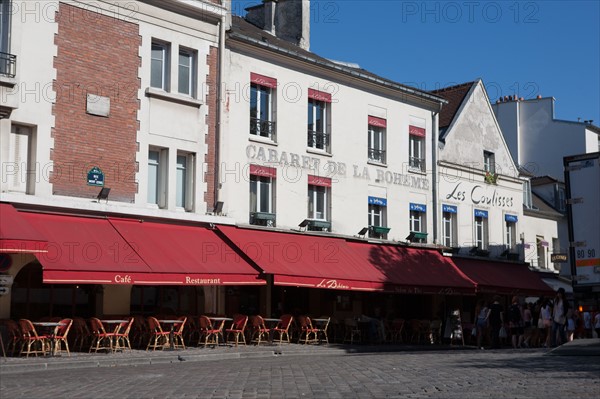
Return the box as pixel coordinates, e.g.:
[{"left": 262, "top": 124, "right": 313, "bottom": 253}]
[
  {"left": 551, "top": 288, "right": 569, "bottom": 347},
  {"left": 508, "top": 296, "right": 524, "bottom": 349}
]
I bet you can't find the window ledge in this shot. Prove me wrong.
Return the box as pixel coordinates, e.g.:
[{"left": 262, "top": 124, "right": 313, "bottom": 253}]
[
  {"left": 0, "top": 75, "right": 17, "bottom": 88},
  {"left": 249, "top": 135, "right": 278, "bottom": 146},
  {"left": 306, "top": 148, "right": 333, "bottom": 157},
  {"left": 367, "top": 160, "right": 387, "bottom": 168},
  {"left": 408, "top": 167, "right": 427, "bottom": 175},
  {"left": 145, "top": 87, "right": 203, "bottom": 108}
]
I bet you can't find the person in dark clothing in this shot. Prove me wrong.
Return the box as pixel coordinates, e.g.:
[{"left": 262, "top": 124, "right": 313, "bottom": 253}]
[
  {"left": 488, "top": 295, "right": 504, "bottom": 349},
  {"left": 508, "top": 296, "right": 524, "bottom": 348}
]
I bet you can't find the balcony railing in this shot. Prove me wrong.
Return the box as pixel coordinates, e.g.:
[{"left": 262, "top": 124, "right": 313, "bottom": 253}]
[
  {"left": 0, "top": 52, "right": 16, "bottom": 78},
  {"left": 409, "top": 156, "right": 425, "bottom": 172},
  {"left": 250, "top": 118, "right": 276, "bottom": 141},
  {"left": 307, "top": 130, "right": 330, "bottom": 151},
  {"left": 368, "top": 148, "right": 386, "bottom": 164}
]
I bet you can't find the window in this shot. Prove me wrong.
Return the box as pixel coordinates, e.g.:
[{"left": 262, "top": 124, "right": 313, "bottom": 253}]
[
  {"left": 408, "top": 125, "right": 425, "bottom": 172},
  {"left": 408, "top": 203, "right": 427, "bottom": 243},
  {"left": 178, "top": 48, "right": 195, "bottom": 96},
  {"left": 307, "top": 89, "right": 331, "bottom": 152},
  {"left": 249, "top": 166, "right": 276, "bottom": 227},
  {"left": 0, "top": 0, "right": 10, "bottom": 54},
  {"left": 250, "top": 77, "right": 276, "bottom": 140},
  {"left": 368, "top": 117, "right": 386, "bottom": 164},
  {"left": 523, "top": 179, "right": 533, "bottom": 209},
  {"left": 505, "top": 215, "right": 517, "bottom": 250},
  {"left": 555, "top": 185, "right": 566, "bottom": 212},
  {"left": 474, "top": 209, "right": 489, "bottom": 250},
  {"left": 367, "top": 196, "right": 388, "bottom": 239},
  {"left": 176, "top": 153, "right": 194, "bottom": 210},
  {"left": 148, "top": 148, "right": 167, "bottom": 207},
  {"left": 442, "top": 205, "right": 458, "bottom": 247},
  {"left": 151, "top": 41, "right": 169, "bottom": 90},
  {"left": 483, "top": 151, "right": 495, "bottom": 174},
  {"left": 536, "top": 236, "right": 547, "bottom": 269},
  {"left": 4, "top": 124, "right": 35, "bottom": 194},
  {"left": 308, "top": 185, "right": 329, "bottom": 220}
]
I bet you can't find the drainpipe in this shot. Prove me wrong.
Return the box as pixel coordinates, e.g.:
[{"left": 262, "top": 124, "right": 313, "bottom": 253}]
[{"left": 431, "top": 110, "right": 440, "bottom": 245}]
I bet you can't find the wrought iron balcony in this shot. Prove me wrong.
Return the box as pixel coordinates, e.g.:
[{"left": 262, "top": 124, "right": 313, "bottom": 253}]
[
  {"left": 250, "top": 118, "right": 276, "bottom": 141},
  {"left": 409, "top": 157, "right": 425, "bottom": 172},
  {"left": 0, "top": 52, "right": 16, "bottom": 78},
  {"left": 307, "top": 129, "right": 330, "bottom": 151},
  {"left": 368, "top": 148, "right": 386, "bottom": 164}
]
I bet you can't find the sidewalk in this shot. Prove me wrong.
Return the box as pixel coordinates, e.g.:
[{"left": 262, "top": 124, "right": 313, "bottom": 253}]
[
  {"left": 0, "top": 342, "right": 473, "bottom": 374},
  {"left": 2, "top": 339, "right": 598, "bottom": 375}
]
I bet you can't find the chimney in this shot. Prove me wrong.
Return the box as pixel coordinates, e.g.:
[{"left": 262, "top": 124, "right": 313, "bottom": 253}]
[{"left": 245, "top": 0, "right": 311, "bottom": 51}]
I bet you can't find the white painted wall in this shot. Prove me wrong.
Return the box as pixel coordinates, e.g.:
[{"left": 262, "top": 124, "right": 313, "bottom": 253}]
[
  {"left": 492, "top": 97, "right": 599, "bottom": 179},
  {"left": 220, "top": 47, "right": 435, "bottom": 241},
  {"left": 521, "top": 214, "right": 559, "bottom": 272}
]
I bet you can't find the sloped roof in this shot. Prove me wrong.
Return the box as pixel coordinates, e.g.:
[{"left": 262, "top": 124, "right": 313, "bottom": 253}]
[
  {"left": 525, "top": 192, "right": 564, "bottom": 219},
  {"left": 430, "top": 81, "right": 477, "bottom": 129},
  {"left": 229, "top": 16, "right": 446, "bottom": 107},
  {"left": 531, "top": 175, "right": 562, "bottom": 186}
]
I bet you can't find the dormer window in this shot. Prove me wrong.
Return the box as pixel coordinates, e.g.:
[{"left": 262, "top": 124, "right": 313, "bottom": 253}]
[{"left": 483, "top": 151, "right": 495, "bottom": 174}]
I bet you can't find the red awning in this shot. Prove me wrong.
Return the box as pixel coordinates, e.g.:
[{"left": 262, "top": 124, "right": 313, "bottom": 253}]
[
  {"left": 108, "top": 219, "right": 263, "bottom": 286},
  {"left": 451, "top": 257, "right": 555, "bottom": 296},
  {"left": 20, "top": 212, "right": 152, "bottom": 284},
  {"left": 218, "top": 226, "right": 387, "bottom": 291},
  {"left": 0, "top": 203, "right": 48, "bottom": 253},
  {"left": 347, "top": 242, "right": 476, "bottom": 295}
]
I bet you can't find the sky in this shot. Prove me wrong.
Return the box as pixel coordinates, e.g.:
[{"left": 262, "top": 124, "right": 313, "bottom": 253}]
[{"left": 232, "top": 0, "right": 600, "bottom": 124}]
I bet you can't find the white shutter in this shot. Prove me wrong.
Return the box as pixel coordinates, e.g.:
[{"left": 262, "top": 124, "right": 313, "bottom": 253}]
[{"left": 7, "top": 125, "right": 31, "bottom": 193}]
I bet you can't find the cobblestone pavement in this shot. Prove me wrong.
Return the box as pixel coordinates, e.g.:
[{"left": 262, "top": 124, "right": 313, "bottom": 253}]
[{"left": 2, "top": 348, "right": 599, "bottom": 398}]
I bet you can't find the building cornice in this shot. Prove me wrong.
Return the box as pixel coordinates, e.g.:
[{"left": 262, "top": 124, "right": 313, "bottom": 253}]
[{"left": 438, "top": 160, "right": 524, "bottom": 185}]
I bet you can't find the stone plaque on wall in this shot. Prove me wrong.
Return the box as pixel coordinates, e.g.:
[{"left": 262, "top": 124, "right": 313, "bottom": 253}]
[{"left": 86, "top": 93, "right": 110, "bottom": 117}]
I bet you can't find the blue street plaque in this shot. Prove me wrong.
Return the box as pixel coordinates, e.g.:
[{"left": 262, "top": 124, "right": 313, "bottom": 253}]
[{"left": 87, "top": 167, "right": 105, "bottom": 187}]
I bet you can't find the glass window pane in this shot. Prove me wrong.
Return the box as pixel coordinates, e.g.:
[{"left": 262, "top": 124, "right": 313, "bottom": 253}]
[
  {"left": 148, "top": 151, "right": 159, "bottom": 204},
  {"left": 178, "top": 53, "right": 191, "bottom": 95},
  {"left": 176, "top": 155, "right": 186, "bottom": 208},
  {"left": 308, "top": 101, "right": 314, "bottom": 131},
  {"left": 259, "top": 178, "right": 270, "bottom": 212},
  {"left": 151, "top": 44, "right": 164, "bottom": 89},
  {"left": 250, "top": 177, "right": 257, "bottom": 213},
  {"left": 259, "top": 88, "right": 270, "bottom": 120}
]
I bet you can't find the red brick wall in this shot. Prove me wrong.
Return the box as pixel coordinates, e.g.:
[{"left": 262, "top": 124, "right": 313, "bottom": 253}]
[
  {"left": 51, "top": 3, "right": 140, "bottom": 202},
  {"left": 204, "top": 46, "right": 218, "bottom": 209}
]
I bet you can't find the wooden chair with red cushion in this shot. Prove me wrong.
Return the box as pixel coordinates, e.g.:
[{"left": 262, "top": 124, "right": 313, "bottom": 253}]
[
  {"left": 296, "top": 316, "right": 318, "bottom": 344},
  {"left": 250, "top": 315, "right": 270, "bottom": 345},
  {"left": 88, "top": 317, "right": 115, "bottom": 353},
  {"left": 53, "top": 318, "right": 73, "bottom": 356},
  {"left": 225, "top": 314, "right": 248, "bottom": 346},
  {"left": 172, "top": 316, "right": 187, "bottom": 350},
  {"left": 18, "top": 319, "right": 48, "bottom": 357},
  {"left": 146, "top": 316, "right": 169, "bottom": 351},
  {"left": 114, "top": 317, "right": 134, "bottom": 351},
  {"left": 197, "top": 315, "right": 222, "bottom": 347},
  {"left": 272, "top": 314, "right": 293, "bottom": 344}
]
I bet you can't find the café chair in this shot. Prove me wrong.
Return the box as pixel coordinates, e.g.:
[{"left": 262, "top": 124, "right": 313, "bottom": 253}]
[
  {"left": 114, "top": 317, "right": 134, "bottom": 351},
  {"left": 3, "top": 319, "right": 23, "bottom": 356},
  {"left": 250, "top": 315, "right": 270, "bottom": 345},
  {"left": 225, "top": 314, "right": 248, "bottom": 346},
  {"left": 172, "top": 316, "right": 187, "bottom": 350},
  {"left": 18, "top": 319, "right": 48, "bottom": 357},
  {"left": 53, "top": 318, "right": 73, "bottom": 356},
  {"left": 89, "top": 317, "right": 115, "bottom": 353},
  {"left": 315, "top": 316, "right": 331, "bottom": 344},
  {"left": 272, "top": 314, "right": 293, "bottom": 344},
  {"left": 296, "top": 316, "right": 318, "bottom": 344},
  {"left": 71, "top": 317, "right": 91, "bottom": 352},
  {"left": 146, "top": 316, "right": 169, "bottom": 351},
  {"left": 197, "top": 315, "right": 222, "bottom": 347},
  {"left": 343, "top": 318, "right": 362, "bottom": 344}
]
